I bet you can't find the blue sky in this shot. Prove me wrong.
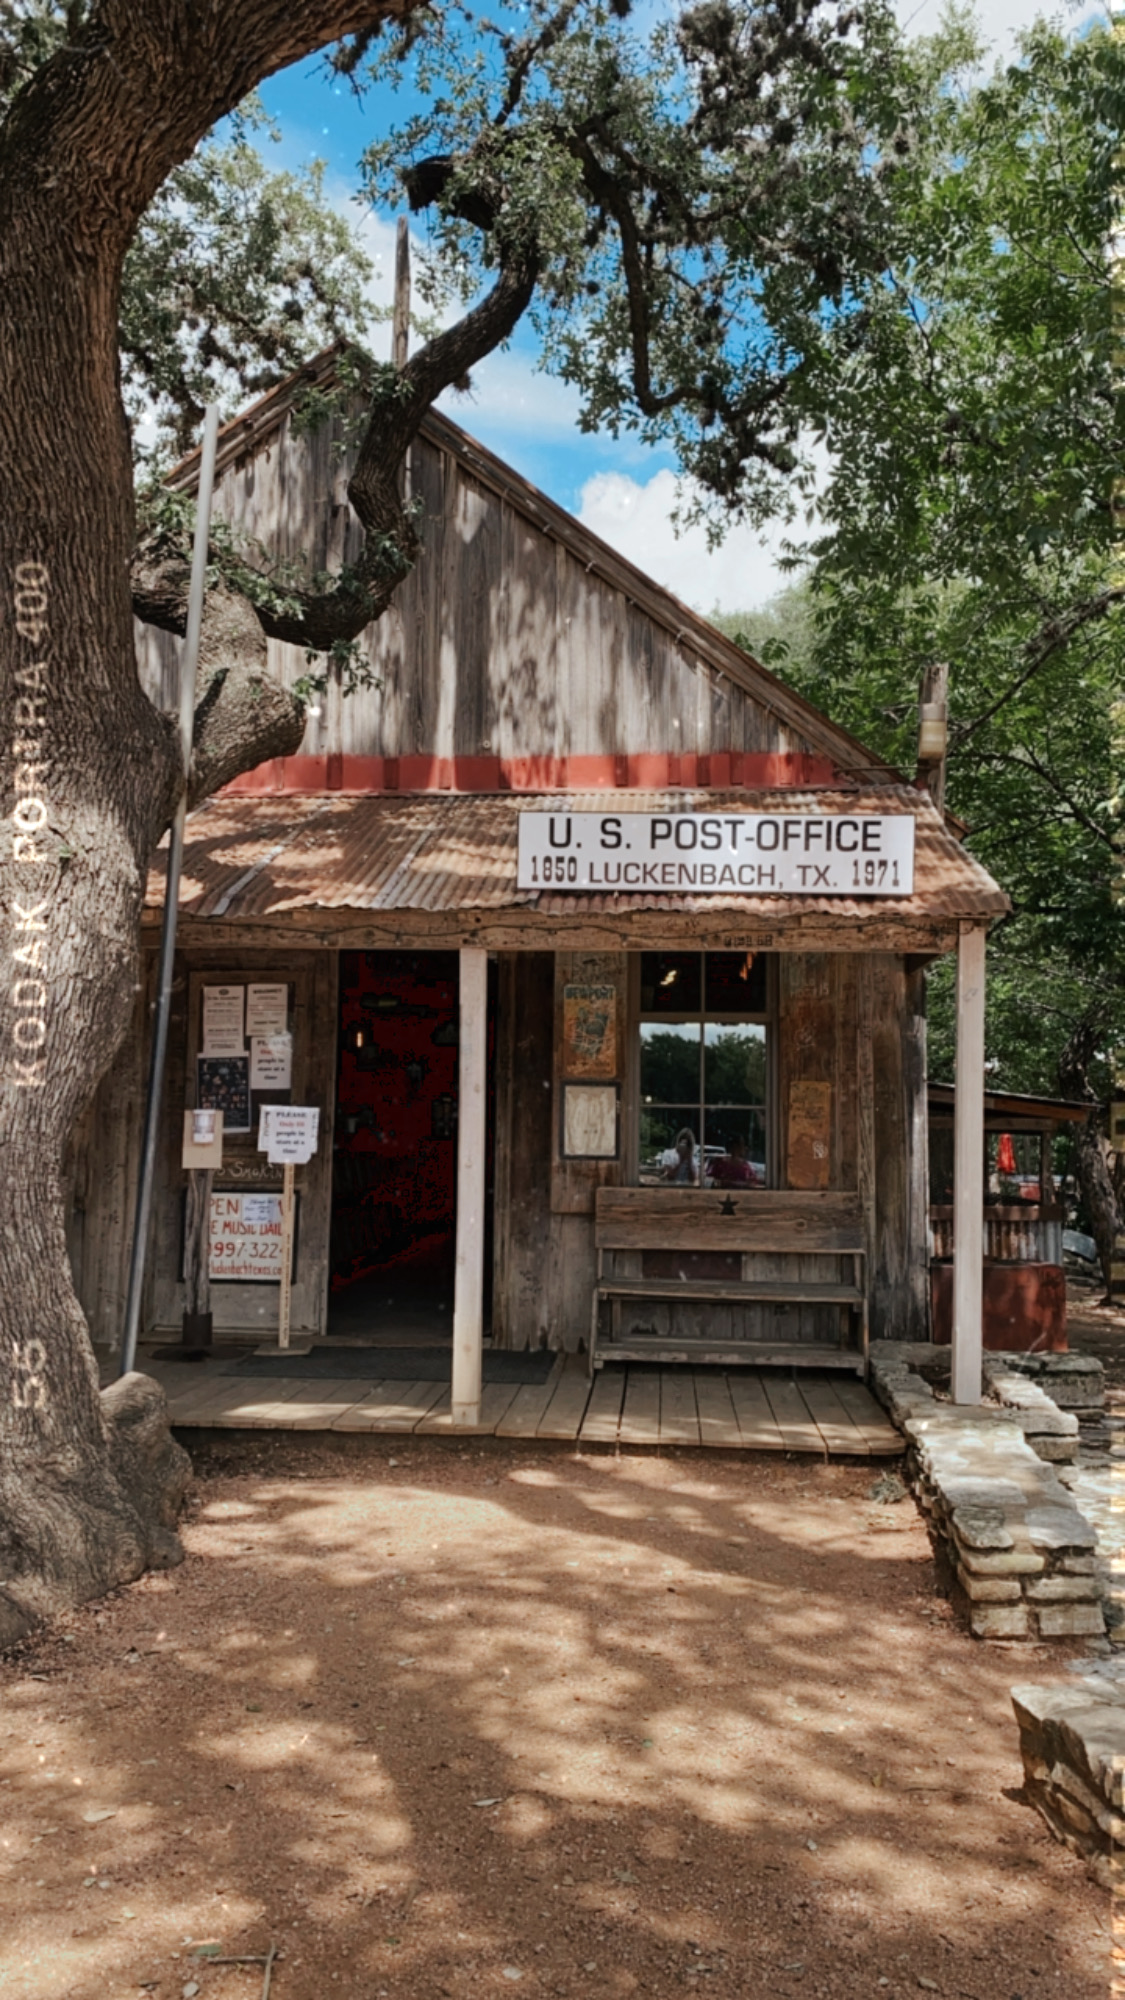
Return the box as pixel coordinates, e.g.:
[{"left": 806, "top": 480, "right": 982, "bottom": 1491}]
[{"left": 253, "top": 0, "right": 1090, "bottom": 614}]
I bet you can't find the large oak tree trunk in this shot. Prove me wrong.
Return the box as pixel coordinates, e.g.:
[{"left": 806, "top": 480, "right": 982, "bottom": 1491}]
[
  {"left": 0, "top": 109, "right": 190, "bottom": 1649},
  {"left": 0, "top": 1, "right": 414, "bottom": 1647}
]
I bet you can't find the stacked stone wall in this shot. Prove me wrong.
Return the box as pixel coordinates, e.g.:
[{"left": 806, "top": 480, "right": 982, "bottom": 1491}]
[
  {"left": 1012, "top": 1680, "right": 1125, "bottom": 1885},
  {"left": 870, "top": 1344, "right": 1103, "bottom": 1643}
]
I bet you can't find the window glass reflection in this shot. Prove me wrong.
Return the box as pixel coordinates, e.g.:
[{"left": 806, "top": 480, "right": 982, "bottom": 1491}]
[
  {"left": 640, "top": 1021, "right": 701, "bottom": 1102},
  {"left": 637, "top": 953, "right": 770, "bottom": 1188},
  {"left": 704, "top": 1022, "right": 766, "bottom": 1106},
  {"left": 639, "top": 953, "right": 702, "bottom": 1014},
  {"left": 639, "top": 1110, "right": 701, "bottom": 1184}
]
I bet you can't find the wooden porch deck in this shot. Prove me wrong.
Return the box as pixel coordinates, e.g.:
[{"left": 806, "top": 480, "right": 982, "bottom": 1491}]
[{"left": 140, "top": 1353, "right": 902, "bottom": 1457}]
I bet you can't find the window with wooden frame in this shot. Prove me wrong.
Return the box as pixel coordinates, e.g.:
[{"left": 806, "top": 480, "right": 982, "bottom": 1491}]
[{"left": 636, "top": 952, "right": 771, "bottom": 1188}]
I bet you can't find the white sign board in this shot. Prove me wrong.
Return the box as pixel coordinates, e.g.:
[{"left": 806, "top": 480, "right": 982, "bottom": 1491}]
[
  {"left": 258, "top": 1104, "right": 320, "bottom": 1165},
  {"left": 202, "top": 983, "right": 245, "bottom": 1055},
  {"left": 250, "top": 1032, "right": 293, "bottom": 1092},
  {"left": 517, "top": 811, "right": 915, "bottom": 897},
  {"left": 208, "top": 1191, "right": 286, "bottom": 1282}
]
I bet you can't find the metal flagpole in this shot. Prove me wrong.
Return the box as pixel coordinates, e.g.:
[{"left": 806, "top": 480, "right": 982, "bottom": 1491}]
[{"left": 119, "top": 405, "right": 220, "bottom": 1377}]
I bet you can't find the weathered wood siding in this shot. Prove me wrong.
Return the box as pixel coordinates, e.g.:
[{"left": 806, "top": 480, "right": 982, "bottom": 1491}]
[
  {"left": 867, "top": 953, "right": 931, "bottom": 1342},
  {"left": 491, "top": 953, "right": 555, "bottom": 1351},
  {"left": 136, "top": 413, "right": 823, "bottom": 767},
  {"left": 69, "top": 947, "right": 339, "bottom": 1348},
  {"left": 775, "top": 949, "right": 927, "bottom": 1343}
]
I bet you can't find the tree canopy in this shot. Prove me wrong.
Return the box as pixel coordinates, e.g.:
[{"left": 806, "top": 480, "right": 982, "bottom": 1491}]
[
  {"left": 123, "top": 124, "right": 377, "bottom": 463},
  {"left": 355, "top": 0, "right": 914, "bottom": 521},
  {"left": 714, "top": 15, "right": 1125, "bottom": 1262}
]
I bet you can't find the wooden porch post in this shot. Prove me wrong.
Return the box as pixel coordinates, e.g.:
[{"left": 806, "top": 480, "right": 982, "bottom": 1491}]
[
  {"left": 452, "top": 946, "right": 488, "bottom": 1426},
  {"left": 952, "top": 922, "right": 987, "bottom": 1405}
]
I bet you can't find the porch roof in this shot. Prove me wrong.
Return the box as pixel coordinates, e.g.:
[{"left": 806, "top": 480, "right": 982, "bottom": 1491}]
[{"left": 146, "top": 786, "right": 1007, "bottom": 936}]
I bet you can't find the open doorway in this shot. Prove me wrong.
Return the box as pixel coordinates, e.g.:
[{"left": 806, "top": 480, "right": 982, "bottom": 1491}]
[{"left": 329, "top": 950, "right": 495, "bottom": 1346}]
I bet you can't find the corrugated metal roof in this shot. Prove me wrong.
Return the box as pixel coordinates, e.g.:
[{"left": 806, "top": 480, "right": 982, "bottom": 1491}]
[{"left": 151, "top": 787, "right": 1007, "bottom": 926}]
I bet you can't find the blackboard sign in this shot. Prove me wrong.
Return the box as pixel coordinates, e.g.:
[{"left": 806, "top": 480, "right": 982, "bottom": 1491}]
[{"left": 197, "top": 1054, "right": 251, "bottom": 1133}]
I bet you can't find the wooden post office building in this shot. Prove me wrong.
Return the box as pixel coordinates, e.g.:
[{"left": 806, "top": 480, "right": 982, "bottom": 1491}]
[{"left": 68, "top": 352, "right": 1008, "bottom": 1416}]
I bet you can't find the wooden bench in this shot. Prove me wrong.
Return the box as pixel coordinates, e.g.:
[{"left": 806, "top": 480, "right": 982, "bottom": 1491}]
[{"left": 591, "top": 1187, "right": 868, "bottom": 1375}]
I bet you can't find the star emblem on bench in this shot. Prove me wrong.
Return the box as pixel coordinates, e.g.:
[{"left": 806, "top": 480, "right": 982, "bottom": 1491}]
[{"left": 719, "top": 1195, "right": 737, "bottom": 1215}]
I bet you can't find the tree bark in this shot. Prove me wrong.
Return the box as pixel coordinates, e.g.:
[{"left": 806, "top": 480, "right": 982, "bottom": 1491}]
[
  {"left": 0, "top": 2, "right": 418, "bottom": 1646},
  {"left": 132, "top": 256, "right": 539, "bottom": 657},
  {"left": 1057, "top": 1013, "right": 1121, "bottom": 1301}
]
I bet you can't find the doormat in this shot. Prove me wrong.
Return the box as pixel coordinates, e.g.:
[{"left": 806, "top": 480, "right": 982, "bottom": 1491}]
[{"left": 231, "top": 1346, "right": 555, "bottom": 1384}]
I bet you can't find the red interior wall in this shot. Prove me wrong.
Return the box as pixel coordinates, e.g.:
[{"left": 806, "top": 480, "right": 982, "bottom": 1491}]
[{"left": 332, "top": 952, "right": 460, "bottom": 1291}]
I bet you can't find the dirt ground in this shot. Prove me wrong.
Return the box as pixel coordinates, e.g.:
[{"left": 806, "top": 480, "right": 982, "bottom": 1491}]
[
  {"left": 1065, "top": 1277, "right": 1125, "bottom": 1390},
  {"left": 0, "top": 1439, "right": 1110, "bottom": 2000}
]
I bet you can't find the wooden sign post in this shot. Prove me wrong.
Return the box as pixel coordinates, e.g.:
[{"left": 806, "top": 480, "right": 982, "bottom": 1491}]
[
  {"left": 182, "top": 1168, "right": 214, "bottom": 1351},
  {"left": 258, "top": 1106, "right": 320, "bottom": 1351},
  {"left": 277, "top": 1162, "right": 296, "bottom": 1351},
  {"left": 180, "top": 1108, "right": 223, "bottom": 1355}
]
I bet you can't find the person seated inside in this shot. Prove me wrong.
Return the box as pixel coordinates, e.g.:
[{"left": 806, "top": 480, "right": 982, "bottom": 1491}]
[
  {"left": 708, "top": 1135, "right": 761, "bottom": 1187},
  {"left": 664, "top": 1128, "right": 699, "bottom": 1185}
]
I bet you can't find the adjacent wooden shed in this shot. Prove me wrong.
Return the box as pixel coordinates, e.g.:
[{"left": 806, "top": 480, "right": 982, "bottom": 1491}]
[
  {"left": 928, "top": 1083, "right": 1088, "bottom": 1354},
  {"left": 68, "top": 351, "right": 1008, "bottom": 1412}
]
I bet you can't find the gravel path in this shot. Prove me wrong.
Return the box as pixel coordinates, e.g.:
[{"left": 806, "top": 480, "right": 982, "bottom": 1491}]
[{"left": 0, "top": 1438, "right": 1110, "bottom": 2000}]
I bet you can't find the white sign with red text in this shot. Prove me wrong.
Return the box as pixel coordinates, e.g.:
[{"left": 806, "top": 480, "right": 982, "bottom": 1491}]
[
  {"left": 258, "top": 1104, "right": 320, "bottom": 1165},
  {"left": 208, "top": 1191, "right": 285, "bottom": 1282}
]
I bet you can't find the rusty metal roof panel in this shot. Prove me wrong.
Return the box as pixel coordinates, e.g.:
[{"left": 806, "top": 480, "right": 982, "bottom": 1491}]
[{"left": 150, "top": 786, "right": 1008, "bottom": 925}]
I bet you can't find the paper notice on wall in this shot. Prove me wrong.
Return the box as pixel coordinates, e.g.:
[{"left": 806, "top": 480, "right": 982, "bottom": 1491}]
[
  {"left": 246, "top": 983, "right": 288, "bottom": 1037},
  {"left": 787, "top": 1079, "right": 832, "bottom": 1190},
  {"left": 250, "top": 1032, "right": 292, "bottom": 1092},
  {"left": 258, "top": 1104, "right": 320, "bottom": 1164},
  {"left": 242, "top": 1194, "right": 281, "bottom": 1226},
  {"left": 202, "top": 984, "right": 245, "bottom": 1056}
]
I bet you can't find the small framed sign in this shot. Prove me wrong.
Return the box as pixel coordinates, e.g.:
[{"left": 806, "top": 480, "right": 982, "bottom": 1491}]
[
  {"left": 562, "top": 983, "right": 617, "bottom": 1078},
  {"left": 562, "top": 1082, "right": 619, "bottom": 1160},
  {"left": 197, "top": 1054, "right": 252, "bottom": 1134}
]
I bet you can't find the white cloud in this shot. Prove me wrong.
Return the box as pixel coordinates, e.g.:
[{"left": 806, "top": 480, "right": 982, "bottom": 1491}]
[
  {"left": 896, "top": 0, "right": 1090, "bottom": 54},
  {"left": 576, "top": 469, "right": 792, "bottom": 616},
  {"left": 438, "top": 351, "right": 584, "bottom": 438}
]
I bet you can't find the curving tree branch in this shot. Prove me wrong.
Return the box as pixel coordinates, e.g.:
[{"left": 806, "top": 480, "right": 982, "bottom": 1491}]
[
  {"left": 131, "top": 250, "right": 538, "bottom": 665},
  {"left": 186, "top": 587, "right": 307, "bottom": 805}
]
